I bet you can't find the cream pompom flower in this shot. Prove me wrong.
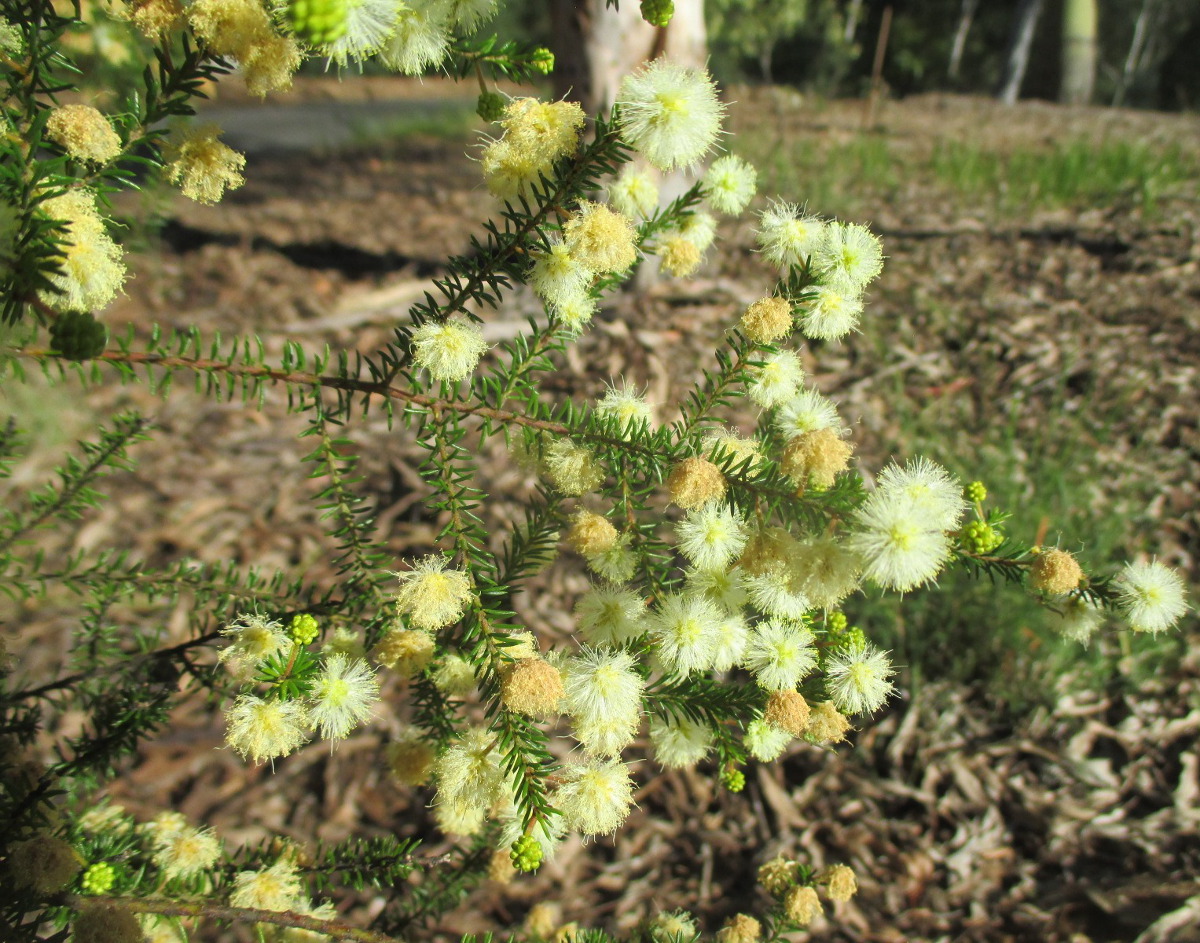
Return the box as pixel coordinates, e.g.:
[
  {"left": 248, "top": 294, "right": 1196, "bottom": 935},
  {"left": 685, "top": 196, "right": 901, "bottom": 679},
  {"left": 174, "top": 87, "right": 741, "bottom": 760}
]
[
  {"left": 1114, "top": 559, "right": 1188, "bottom": 634},
  {"left": 218, "top": 612, "right": 290, "bottom": 676},
  {"left": 394, "top": 554, "right": 474, "bottom": 631},
  {"left": 608, "top": 165, "right": 659, "bottom": 218},
  {"left": 555, "top": 758, "right": 635, "bottom": 836},
  {"left": 225, "top": 695, "right": 309, "bottom": 764},
  {"left": 563, "top": 201, "right": 638, "bottom": 274},
  {"left": 563, "top": 647, "right": 644, "bottom": 735},
  {"left": 319, "top": 0, "right": 399, "bottom": 66},
  {"left": 744, "top": 716, "right": 793, "bottom": 761},
  {"left": 308, "top": 654, "right": 380, "bottom": 741},
  {"left": 595, "top": 380, "right": 653, "bottom": 431},
  {"left": 411, "top": 316, "right": 489, "bottom": 383},
  {"left": 151, "top": 824, "right": 223, "bottom": 881},
  {"left": 774, "top": 387, "right": 845, "bottom": 439},
  {"left": 747, "top": 349, "right": 805, "bottom": 409},
  {"left": 813, "top": 220, "right": 884, "bottom": 294},
  {"left": 823, "top": 643, "right": 896, "bottom": 715},
  {"left": 39, "top": 191, "right": 126, "bottom": 313},
  {"left": 675, "top": 502, "right": 748, "bottom": 571},
  {"left": 799, "top": 284, "right": 864, "bottom": 341},
  {"left": 756, "top": 201, "right": 826, "bottom": 271},
  {"left": 229, "top": 859, "right": 304, "bottom": 911},
  {"left": 876, "top": 457, "right": 967, "bottom": 531},
  {"left": 163, "top": 123, "right": 246, "bottom": 205},
  {"left": 46, "top": 104, "right": 122, "bottom": 164},
  {"left": 575, "top": 585, "right": 647, "bottom": 647},
  {"left": 648, "top": 592, "right": 722, "bottom": 675},
  {"left": 378, "top": 1, "right": 451, "bottom": 74},
  {"left": 704, "top": 154, "right": 757, "bottom": 215},
  {"left": 741, "top": 619, "right": 817, "bottom": 690},
  {"left": 530, "top": 237, "right": 593, "bottom": 310},
  {"left": 615, "top": 58, "right": 724, "bottom": 171},
  {"left": 650, "top": 714, "right": 713, "bottom": 768},
  {"left": 848, "top": 491, "right": 952, "bottom": 592}
]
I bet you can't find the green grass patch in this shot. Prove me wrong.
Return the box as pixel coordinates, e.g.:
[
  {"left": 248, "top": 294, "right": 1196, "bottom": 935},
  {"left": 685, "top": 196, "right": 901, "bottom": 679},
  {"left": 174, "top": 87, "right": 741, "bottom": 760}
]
[{"left": 350, "top": 100, "right": 481, "bottom": 148}]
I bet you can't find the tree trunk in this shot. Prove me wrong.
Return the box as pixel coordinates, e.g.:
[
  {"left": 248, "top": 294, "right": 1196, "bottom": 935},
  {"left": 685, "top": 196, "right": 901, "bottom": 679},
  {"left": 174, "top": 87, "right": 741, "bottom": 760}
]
[
  {"left": 948, "top": 0, "right": 979, "bottom": 80},
  {"left": 1059, "top": 0, "right": 1097, "bottom": 104},
  {"left": 1112, "top": 0, "right": 1155, "bottom": 106},
  {"left": 550, "top": 0, "right": 707, "bottom": 113},
  {"left": 997, "top": 0, "right": 1046, "bottom": 105}
]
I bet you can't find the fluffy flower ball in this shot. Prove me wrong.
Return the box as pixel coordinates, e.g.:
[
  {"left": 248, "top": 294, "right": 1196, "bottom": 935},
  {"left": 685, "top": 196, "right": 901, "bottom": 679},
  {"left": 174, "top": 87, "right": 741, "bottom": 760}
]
[
  {"left": 1114, "top": 559, "right": 1188, "bottom": 634},
  {"left": 46, "top": 105, "right": 121, "bottom": 164},
  {"left": 395, "top": 554, "right": 473, "bottom": 630},
  {"left": 704, "top": 154, "right": 757, "bottom": 215},
  {"left": 163, "top": 124, "right": 246, "bottom": 204},
  {"left": 225, "top": 695, "right": 309, "bottom": 764},
  {"left": 615, "top": 58, "right": 724, "bottom": 171},
  {"left": 411, "top": 317, "right": 489, "bottom": 383}
]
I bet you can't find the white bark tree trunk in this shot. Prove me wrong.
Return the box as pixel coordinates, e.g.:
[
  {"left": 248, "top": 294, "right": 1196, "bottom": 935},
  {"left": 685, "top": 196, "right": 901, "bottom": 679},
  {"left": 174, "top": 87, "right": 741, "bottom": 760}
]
[{"left": 997, "top": 0, "right": 1046, "bottom": 105}]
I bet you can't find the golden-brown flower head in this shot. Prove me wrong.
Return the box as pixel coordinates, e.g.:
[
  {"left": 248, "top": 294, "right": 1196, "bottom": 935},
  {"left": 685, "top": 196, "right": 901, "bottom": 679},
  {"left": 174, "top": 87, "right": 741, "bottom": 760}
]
[
  {"left": 783, "top": 885, "right": 823, "bottom": 926},
  {"left": 816, "top": 863, "right": 858, "bottom": 902},
  {"left": 500, "top": 657, "right": 565, "bottom": 717},
  {"left": 763, "top": 689, "right": 810, "bottom": 736},
  {"left": 780, "top": 428, "right": 853, "bottom": 488},
  {"left": 567, "top": 509, "right": 619, "bottom": 556},
  {"left": 1030, "top": 548, "right": 1083, "bottom": 595},
  {"left": 740, "top": 296, "right": 792, "bottom": 344},
  {"left": 806, "top": 700, "right": 851, "bottom": 744},
  {"left": 667, "top": 457, "right": 726, "bottom": 510}
]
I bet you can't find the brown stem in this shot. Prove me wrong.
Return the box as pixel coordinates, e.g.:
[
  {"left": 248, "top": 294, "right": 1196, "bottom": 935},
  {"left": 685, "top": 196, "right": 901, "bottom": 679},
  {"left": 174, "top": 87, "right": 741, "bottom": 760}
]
[{"left": 62, "top": 894, "right": 404, "bottom": 943}]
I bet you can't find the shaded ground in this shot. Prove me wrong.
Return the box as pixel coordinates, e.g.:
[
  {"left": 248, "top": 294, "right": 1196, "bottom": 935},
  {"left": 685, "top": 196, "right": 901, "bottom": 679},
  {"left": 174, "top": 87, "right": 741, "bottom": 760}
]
[{"left": 6, "top": 80, "right": 1200, "bottom": 941}]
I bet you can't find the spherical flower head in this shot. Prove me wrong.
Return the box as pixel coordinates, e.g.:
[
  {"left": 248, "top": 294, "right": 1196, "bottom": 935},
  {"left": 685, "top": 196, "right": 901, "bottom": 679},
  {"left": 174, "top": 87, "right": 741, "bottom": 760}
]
[
  {"left": 442, "top": 0, "right": 497, "bottom": 32},
  {"left": 73, "top": 901, "right": 143, "bottom": 943},
  {"left": 378, "top": 1, "right": 450, "bottom": 74},
  {"left": 501, "top": 657, "right": 565, "bottom": 717},
  {"left": 552, "top": 290, "right": 598, "bottom": 332},
  {"left": 8, "top": 835, "right": 84, "bottom": 895},
  {"left": 649, "top": 910, "right": 697, "bottom": 943},
  {"left": 585, "top": 532, "right": 639, "bottom": 583},
  {"left": 649, "top": 592, "right": 722, "bottom": 675},
  {"left": 163, "top": 123, "right": 246, "bottom": 204},
  {"left": 744, "top": 716, "right": 793, "bottom": 761},
  {"left": 716, "top": 914, "right": 762, "bottom": 943},
  {"left": 395, "top": 554, "right": 473, "bottom": 630},
  {"left": 386, "top": 728, "right": 436, "bottom": 785},
  {"left": 543, "top": 439, "right": 605, "bottom": 496},
  {"left": 813, "top": 221, "right": 884, "bottom": 294},
  {"left": 435, "top": 798, "right": 486, "bottom": 837},
  {"left": 151, "top": 825, "right": 223, "bottom": 881},
  {"left": 125, "top": 0, "right": 185, "bottom": 37},
  {"left": 790, "top": 535, "right": 862, "bottom": 609},
  {"left": 187, "top": 0, "right": 271, "bottom": 58},
  {"left": 742, "top": 619, "right": 817, "bottom": 690},
  {"left": 481, "top": 138, "right": 538, "bottom": 200},
  {"left": 432, "top": 653, "right": 477, "bottom": 696},
  {"left": 757, "top": 202, "right": 826, "bottom": 271},
  {"left": 676, "top": 211, "right": 718, "bottom": 253},
  {"left": 757, "top": 855, "right": 798, "bottom": 897},
  {"left": 574, "top": 711, "right": 642, "bottom": 757},
  {"left": 877, "top": 457, "right": 967, "bottom": 531},
  {"left": 848, "top": 492, "right": 952, "bottom": 592},
  {"left": 564, "top": 647, "right": 645, "bottom": 731},
  {"left": 595, "top": 380, "right": 653, "bottom": 431},
  {"left": 649, "top": 714, "right": 713, "bottom": 768},
  {"left": 1051, "top": 597, "right": 1103, "bottom": 645},
  {"left": 800, "top": 284, "right": 864, "bottom": 341},
  {"left": 411, "top": 316, "right": 488, "bottom": 383},
  {"left": 764, "top": 689, "right": 810, "bottom": 735},
  {"left": 39, "top": 191, "right": 126, "bottom": 313},
  {"left": 616, "top": 58, "right": 724, "bottom": 171},
  {"left": 741, "top": 296, "right": 793, "bottom": 345},
  {"left": 219, "top": 612, "right": 290, "bottom": 676},
  {"left": 242, "top": 31, "right": 302, "bottom": 97},
  {"left": 608, "top": 165, "right": 659, "bottom": 218},
  {"left": 781, "top": 428, "right": 853, "bottom": 489},
  {"left": 225, "top": 695, "right": 309, "bottom": 764},
  {"left": 774, "top": 387, "right": 845, "bottom": 439},
  {"left": 703, "top": 428, "right": 763, "bottom": 473},
  {"left": 320, "top": 0, "right": 400, "bottom": 66},
  {"left": 667, "top": 456, "right": 726, "bottom": 509},
  {"left": 78, "top": 802, "right": 133, "bottom": 837},
  {"left": 1030, "top": 548, "right": 1084, "bottom": 595},
  {"left": 824, "top": 643, "right": 895, "bottom": 715},
  {"left": 371, "top": 626, "right": 434, "bottom": 676},
  {"left": 710, "top": 611, "right": 750, "bottom": 671},
  {"left": 81, "top": 861, "right": 116, "bottom": 895},
  {"left": 46, "top": 105, "right": 121, "bottom": 164},
  {"left": 745, "top": 565, "right": 810, "bottom": 620},
  {"left": 676, "top": 502, "right": 748, "bottom": 571},
  {"left": 434, "top": 726, "right": 505, "bottom": 811},
  {"left": 530, "top": 238, "right": 593, "bottom": 309},
  {"left": 660, "top": 236, "right": 701, "bottom": 277},
  {"left": 230, "top": 858, "right": 304, "bottom": 911},
  {"left": 806, "top": 700, "right": 851, "bottom": 743},
  {"left": 525, "top": 902, "right": 562, "bottom": 939},
  {"left": 704, "top": 154, "right": 757, "bottom": 215},
  {"left": 563, "top": 201, "right": 638, "bottom": 274},
  {"left": 555, "top": 758, "right": 635, "bottom": 836},
  {"left": 501, "top": 97, "right": 585, "bottom": 165},
  {"left": 686, "top": 565, "right": 748, "bottom": 614},
  {"left": 748, "top": 349, "right": 805, "bottom": 409},
  {"left": 141, "top": 811, "right": 188, "bottom": 845},
  {"left": 322, "top": 627, "right": 366, "bottom": 660},
  {"left": 1114, "top": 559, "right": 1188, "bottom": 634},
  {"left": 783, "top": 885, "right": 823, "bottom": 927},
  {"left": 575, "top": 585, "right": 646, "bottom": 647},
  {"left": 308, "top": 654, "right": 380, "bottom": 740},
  {"left": 816, "top": 863, "right": 858, "bottom": 902},
  {"left": 567, "top": 510, "right": 619, "bottom": 556}
]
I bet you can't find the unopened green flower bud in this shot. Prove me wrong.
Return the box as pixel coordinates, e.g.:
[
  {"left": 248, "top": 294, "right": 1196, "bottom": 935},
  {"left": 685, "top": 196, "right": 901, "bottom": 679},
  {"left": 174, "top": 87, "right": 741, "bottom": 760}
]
[
  {"left": 962, "top": 520, "right": 1003, "bottom": 554},
  {"left": 81, "top": 861, "right": 115, "bottom": 895},
  {"left": 285, "top": 0, "right": 348, "bottom": 46},
  {"left": 288, "top": 613, "right": 319, "bottom": 646},
  {"left": 721, "top": 765, "right": 745, "bottom": 793},
  {"left": 476, "top": 91, "right": 506, "bottom": 122},
  {"left": 510, "top": 834, "right": 543, "bottom": 872},
  {"left": 50, "top": 311, "right": 108, "bottom": 361},
  {"left": 529, "top": 47, "right": 555, "bottom": 75},
  {"left": 826, "top": 611, "right": 847, "bottom": 633},
  {"left": 966, "top": 480, "right": 987, "bottom": 504},
  {"left": 640, "top": 0, "right": 674, "bottom": 28}
]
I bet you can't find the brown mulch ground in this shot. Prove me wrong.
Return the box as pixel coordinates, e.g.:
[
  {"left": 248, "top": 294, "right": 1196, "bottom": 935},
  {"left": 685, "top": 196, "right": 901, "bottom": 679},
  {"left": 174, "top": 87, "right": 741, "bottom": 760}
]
[{"left": 5, "top": 82, "right": 1199, "bottom": 942}]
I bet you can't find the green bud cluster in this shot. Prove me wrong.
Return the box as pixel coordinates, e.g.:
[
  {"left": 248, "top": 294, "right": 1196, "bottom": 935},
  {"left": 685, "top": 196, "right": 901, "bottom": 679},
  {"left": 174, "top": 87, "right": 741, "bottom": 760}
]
[
  {"left": 288, "top": 613, "right": 320, "bottom": 646},
  {"left": 966, "top": 480, "right": 987, "bottom": 504},
  {"left": 285, "top": 0, "right": 348, "bottom": 47},
  {"left": 509, "top": 835, "right": 543, "bottom": 872},
  {"left": 529, "top": 47, "right": 555, "bottom": 75},
  {"left": 80, "top": 862, "right": 115, "bottom": 895},
  {"left": 640, "top": 0, "right": 675, "bottom": 28},
  {"left": 826, "top": 611, "right": 848, "bottom": 633},
  {"left": 721, "top": 766, "right": 745, "bottom": 793},
  {"left": 50, "top": 311, "right": 108, "bottom": 361},
  {"left": 962, "top": 520, "right": 1003, "bottom": 554},
  {"left": 476, "top": 91, "right": 507, "bottom": 123}
]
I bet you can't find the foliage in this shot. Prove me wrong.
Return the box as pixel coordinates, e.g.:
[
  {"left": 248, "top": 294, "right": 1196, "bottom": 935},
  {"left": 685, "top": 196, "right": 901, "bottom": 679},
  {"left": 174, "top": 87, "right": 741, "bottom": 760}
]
[{"left": 0, "top": 1, "right": 1190, "bottom": 942}]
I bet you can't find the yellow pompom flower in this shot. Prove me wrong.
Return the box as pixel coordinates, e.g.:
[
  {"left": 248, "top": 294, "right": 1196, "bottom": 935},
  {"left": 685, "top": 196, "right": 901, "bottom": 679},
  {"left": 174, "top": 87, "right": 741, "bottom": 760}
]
[
  {"left": 394, "top": 554, "right": 473, "bottom": 630},
  {"left": 224, "top": 695, "right": 309, "bottom": 764},
  {"left": 563, "top": 201, "right": 638, "bottom": 274},
  {"left": 46, "top": 105, "right": 122, "bottom": 164},
  {"left": 39, "top": 190, "right": 126, "bottom": 313},
  {"left": 411, "top": 316, "right": 489, "bottom": 383},
  {"left": 164, "top": 124, "right": 246, "bottom": 204},
  {"left": 616, "top": 57, "right": 724, "bottom": 171}
]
